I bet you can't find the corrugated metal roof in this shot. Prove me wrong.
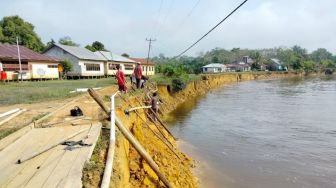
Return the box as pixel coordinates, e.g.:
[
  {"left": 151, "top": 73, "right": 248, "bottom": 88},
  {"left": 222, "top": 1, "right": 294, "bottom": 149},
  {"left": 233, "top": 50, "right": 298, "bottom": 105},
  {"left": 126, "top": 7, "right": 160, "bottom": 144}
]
[
  {"left": 203, "top": 63, "right": 226, "bottom": 68},
  {"left": 94, "top": 51, "right": 136, "bottom": 63},
  {"left": 129, "top": 57, "right": 155, "bottom": 65},
  {"left": 270, "top": 58, "right": 283, "bottom": 65},
  {"left": 53, "top": 44, "right": 105, "bottom": 61},
  {"left": 0, "top": 43, "right": 59, "bottom": 62}
]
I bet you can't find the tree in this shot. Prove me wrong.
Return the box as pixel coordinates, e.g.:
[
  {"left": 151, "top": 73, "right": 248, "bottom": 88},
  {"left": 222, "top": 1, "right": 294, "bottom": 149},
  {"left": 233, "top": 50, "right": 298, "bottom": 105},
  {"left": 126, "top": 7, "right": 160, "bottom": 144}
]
[
  {"left": 85, "top": 45, "right": 96, "bottom": 52},
  {"left": 121, "top": 53, "right": 130, "bottom": 58},
  {"left": 302, "top": 60, "right": 315, "bottom": 72},
  {"left": 85, "top": 41, "right": 106, "bottom": 52},
  {"left": 0, "top": 27, "right": 4, "bottom": 41},
  {"left": 92, "top": 41, "right": 105, "bottom": 51},
  {"left": 58, "top": 36, "right": 79, "bottom": 46},
  {"left": 310, "top": 48, "right": 332, "bottom": 63},
  {"left": 60, "top": 59, "right": 73, "bottom": 73},
  {"left": 250, "top": 51, "right": 262, "bottom": 70},
  {"left": 46, "top": 39, "right": 55, "bottom": 48},
  {"left": 0, "top": 15, "right": 45, "bottom": 52}
]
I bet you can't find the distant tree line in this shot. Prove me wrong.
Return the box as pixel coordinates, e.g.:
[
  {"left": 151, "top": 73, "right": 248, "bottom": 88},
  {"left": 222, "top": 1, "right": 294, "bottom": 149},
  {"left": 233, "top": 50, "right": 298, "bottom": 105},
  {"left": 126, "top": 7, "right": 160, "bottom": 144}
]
[{"left": 153, "top": 46, "right": 336, "bottom": 75}]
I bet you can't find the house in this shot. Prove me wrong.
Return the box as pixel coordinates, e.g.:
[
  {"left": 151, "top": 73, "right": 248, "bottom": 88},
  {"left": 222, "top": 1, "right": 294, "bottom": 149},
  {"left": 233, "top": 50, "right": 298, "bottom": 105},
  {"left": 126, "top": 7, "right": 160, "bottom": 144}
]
[
  {"left": 226, "top": 63, "right": 251, "bottom": 72},
  {"left": 269, "top": 58, "right": 287, "bottom": 71},
  {"left": 94, "top": 51, "right": 136, "bottom": 76},
  {"left": 242, "top": 56, "right": 254, "bottom": 65},
  {"left": 226, "top": 56, "right": 254, "bottom": 72},
  {"left": 44, "top": 44, "right": 106, "bottom": 77},
  {"left": 202, "top": 63, "right": 227, "bottom": 73},
  {"left": 0, "top": 43, "right": 60, "bottom": 80},
  {"left": 129, "top": 58, "right": 155, "bottom": 76}
]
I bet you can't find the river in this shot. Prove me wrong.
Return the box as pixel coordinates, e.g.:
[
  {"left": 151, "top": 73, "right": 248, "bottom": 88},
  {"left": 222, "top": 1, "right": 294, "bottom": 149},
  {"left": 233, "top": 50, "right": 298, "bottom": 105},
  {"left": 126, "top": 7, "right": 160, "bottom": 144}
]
[{"left": 166, "top": 76, "right": 336, "bottom": 188}]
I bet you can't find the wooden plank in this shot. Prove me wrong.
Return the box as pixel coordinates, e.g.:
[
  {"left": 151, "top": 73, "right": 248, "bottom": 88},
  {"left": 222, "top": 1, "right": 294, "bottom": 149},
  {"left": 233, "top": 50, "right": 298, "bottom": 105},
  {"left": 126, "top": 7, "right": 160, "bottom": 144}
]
[
  {"left": 0, "top": 127, "right": 69, "bottom": 186},
  {"left": 0, "top": 125, "right": 33, "bottom": 152},
  {"left": 0, "top": 124, "right": 101, "bottom": 188}
]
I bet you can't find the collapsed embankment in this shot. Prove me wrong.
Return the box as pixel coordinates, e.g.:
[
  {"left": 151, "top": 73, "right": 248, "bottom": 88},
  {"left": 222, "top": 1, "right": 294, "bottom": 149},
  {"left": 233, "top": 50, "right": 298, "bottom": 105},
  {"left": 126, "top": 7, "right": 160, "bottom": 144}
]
[{"left": 83, "top": 72, "right": 302, "bottom": 188}]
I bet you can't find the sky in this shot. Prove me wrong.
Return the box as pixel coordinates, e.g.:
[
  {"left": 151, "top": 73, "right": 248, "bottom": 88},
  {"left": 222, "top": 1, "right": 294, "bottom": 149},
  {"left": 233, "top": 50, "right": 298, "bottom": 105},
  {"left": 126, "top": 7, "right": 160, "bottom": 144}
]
[{"left": 0, "top": 0, "right": 335, "bottom": 57}]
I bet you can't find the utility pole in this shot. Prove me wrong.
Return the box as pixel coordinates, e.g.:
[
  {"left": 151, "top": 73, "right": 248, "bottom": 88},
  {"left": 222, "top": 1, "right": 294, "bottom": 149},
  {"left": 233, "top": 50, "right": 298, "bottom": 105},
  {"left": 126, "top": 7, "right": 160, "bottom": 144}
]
[
  {"left": 16, "top": 36, "right": 22, "bottom": 82},
  {"left": 145, "top": 38, "right": 156, "bottom": 76}
]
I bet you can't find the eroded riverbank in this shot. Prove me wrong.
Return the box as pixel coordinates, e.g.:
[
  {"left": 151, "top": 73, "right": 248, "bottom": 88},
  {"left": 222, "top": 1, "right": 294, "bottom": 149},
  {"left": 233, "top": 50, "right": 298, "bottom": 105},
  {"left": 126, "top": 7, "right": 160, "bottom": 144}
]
[{"left": 101, "top": 72, "right": 303, "bottom": 188}]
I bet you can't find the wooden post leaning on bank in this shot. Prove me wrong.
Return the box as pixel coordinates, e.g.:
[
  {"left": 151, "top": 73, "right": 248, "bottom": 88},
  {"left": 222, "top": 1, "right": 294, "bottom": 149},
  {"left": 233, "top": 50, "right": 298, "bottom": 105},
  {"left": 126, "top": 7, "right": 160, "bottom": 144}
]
[{"left": 88, "top": 88, "right": 174, "bottom": 188}]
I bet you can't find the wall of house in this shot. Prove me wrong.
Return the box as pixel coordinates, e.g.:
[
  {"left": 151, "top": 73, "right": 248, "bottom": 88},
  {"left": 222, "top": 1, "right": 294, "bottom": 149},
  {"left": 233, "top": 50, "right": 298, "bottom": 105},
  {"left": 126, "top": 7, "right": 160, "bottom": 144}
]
[
  {"left": 30, "top": 62, "right": 59, "bottom": 79},
  {"left": 203, "top": 67, "right": 226, "bottom": 73},
  {"left": 141, "top": 65, "right": 155, "bottom": 76},
  {"left": 79, "top": 60, "right": 105, "bottom": 76},
  {"left": 105, "top": 61, "right": 136, "bottom": 76},
  {"left": 44, "top": 47, "right": 81, "bottom": 76}
]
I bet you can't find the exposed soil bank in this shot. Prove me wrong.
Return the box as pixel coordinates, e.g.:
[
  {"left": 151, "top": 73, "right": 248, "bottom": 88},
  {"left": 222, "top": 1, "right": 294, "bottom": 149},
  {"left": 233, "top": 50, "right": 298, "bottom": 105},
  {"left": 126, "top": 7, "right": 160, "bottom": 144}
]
[{"left": 84, "top": 72, "right": 302, "bottom": 188}]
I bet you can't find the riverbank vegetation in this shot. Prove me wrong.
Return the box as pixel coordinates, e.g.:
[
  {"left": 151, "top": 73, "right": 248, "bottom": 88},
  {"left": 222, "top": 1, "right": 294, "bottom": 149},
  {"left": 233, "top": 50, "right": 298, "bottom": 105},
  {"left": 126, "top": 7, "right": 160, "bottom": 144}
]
[{"left": 153, "top": 46, "right": 336, "bottom": 75}]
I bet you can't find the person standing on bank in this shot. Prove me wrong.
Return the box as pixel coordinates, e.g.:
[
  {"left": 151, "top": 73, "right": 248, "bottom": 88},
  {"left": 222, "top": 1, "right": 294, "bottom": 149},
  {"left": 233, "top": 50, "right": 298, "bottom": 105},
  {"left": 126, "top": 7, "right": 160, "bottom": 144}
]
[
  {"left": 115, "top": 64, "right": 127, "bottom": 93},
  {"left": 134, "top": 62, "right": 142, "bottom": 89}
]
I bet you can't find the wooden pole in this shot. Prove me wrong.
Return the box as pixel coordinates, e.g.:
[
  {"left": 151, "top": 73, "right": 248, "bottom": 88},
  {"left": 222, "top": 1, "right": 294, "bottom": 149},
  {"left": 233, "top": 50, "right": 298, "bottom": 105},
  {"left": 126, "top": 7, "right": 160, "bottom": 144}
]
[
  {"left": 88, "top": 88, "right": 174, "bottom": 188},
  {"left": 149, "top": 108, "right": 175, "bottom": 139},
  {"left": 118, "top": 93, "right": 181, "bottom": 160},
  {"left": 17, "top": 128, "right": 89, "bottom": 164}
]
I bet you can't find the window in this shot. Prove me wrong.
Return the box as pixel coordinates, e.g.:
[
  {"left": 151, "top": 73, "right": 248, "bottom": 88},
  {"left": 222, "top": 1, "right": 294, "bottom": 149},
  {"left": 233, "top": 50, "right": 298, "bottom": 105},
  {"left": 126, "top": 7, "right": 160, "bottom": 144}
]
[
  {"left": 108, "top": 63, "right": 118, "bottom": 70},
  {"left": 124, "top": 64, "right": 134, "bottom": 70},
  {"left": 2, "top": 61, "right": 28, "bottom": 71},
  {"left": 85, "top": 63, "right": 100, "bottom": 71},
  {"left": 48, "top": 64, "right": 58, "bottom": 68}
]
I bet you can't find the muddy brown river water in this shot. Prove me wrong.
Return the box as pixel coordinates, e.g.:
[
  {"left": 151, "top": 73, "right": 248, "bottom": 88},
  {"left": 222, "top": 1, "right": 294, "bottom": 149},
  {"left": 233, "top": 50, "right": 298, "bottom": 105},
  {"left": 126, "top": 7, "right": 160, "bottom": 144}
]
[{"left": 166, "top": 76, "right": 336, "bottom": 188}]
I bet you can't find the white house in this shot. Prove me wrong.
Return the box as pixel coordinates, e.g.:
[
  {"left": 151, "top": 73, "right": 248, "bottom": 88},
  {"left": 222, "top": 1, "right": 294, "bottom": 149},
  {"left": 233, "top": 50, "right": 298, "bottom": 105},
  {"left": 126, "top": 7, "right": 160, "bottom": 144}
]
[
  {"left": 202, "top": 63, "right": 227, "bottom": 73},
  {"left": 0, "top": 43, "right": 60, "bottom": 80},
  {"left": 44, "top": 44, "right": 106, "bottom": 77},
  {"left": 94, "top": 51, "right": 136, "bottom": 76}
]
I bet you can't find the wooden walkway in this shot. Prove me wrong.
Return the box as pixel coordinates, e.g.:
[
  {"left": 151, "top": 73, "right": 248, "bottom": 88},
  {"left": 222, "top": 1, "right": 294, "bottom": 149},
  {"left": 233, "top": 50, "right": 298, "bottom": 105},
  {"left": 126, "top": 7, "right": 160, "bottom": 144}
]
[{"left": 0, "top": 124, "right": 101, "bottom": 188}]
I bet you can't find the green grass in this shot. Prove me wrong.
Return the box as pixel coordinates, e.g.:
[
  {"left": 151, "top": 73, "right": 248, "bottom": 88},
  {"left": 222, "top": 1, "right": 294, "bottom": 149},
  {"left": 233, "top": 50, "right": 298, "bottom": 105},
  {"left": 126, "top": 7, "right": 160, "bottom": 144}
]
[
  {"left": 0, "top": 78, "right": 116, "bottom": 105},
  {"left": 150, "top": 73, "right": 202, "bottom": 85}
]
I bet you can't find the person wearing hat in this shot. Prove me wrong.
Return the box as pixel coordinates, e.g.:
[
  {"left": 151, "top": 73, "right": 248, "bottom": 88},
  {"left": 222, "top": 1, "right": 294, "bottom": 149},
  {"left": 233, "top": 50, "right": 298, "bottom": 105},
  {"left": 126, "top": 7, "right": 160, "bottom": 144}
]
[{"left": 133, "top": 62, "right": 143, "bottom": 89}]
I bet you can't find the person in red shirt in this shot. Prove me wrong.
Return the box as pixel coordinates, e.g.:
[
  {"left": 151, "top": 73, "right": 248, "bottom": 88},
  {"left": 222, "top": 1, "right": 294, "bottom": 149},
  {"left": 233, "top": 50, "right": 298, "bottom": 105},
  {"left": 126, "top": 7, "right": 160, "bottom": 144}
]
[
  {"left": 133, "top": 62, "right": 142, "bottom": 89},
  {"left": 115, "top": 64, "right": 127, "bottom": 93}
]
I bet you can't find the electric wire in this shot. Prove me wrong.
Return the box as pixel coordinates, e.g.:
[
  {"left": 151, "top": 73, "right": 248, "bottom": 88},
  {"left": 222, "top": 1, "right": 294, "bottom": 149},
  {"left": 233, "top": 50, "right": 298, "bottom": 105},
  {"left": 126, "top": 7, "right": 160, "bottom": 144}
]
[
  {"left": 151, "top": 0, "right": 164, "bottom": 38},
  {"left": 173, "top": 0, "right": 249, "bottom": 59}
]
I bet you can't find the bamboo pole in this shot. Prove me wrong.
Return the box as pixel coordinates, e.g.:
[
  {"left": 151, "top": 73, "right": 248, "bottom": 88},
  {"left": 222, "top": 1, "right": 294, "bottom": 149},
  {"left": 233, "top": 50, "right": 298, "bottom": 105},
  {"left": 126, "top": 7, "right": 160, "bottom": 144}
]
[
  {"left": 118, "top": 93, "right": 181, "bottom": 160},
  {"left": 149, "top": 108, "right": 176, "bottom": 139},
  {"left": 134, "top": 97, "right": 176, "bottom": 141},
  {"left": 17, "top": 128, "right": 89, "bottom": 164},
  {"left": 88, "top": 89, "right": 174, "bottom": 188}
]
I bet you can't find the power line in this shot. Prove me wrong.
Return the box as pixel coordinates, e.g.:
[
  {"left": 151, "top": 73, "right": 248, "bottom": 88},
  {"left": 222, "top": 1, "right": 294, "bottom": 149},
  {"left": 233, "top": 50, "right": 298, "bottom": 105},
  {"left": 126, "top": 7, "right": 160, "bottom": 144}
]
[
  {"left": 170, "top": 0, "right": 201, "bottom": 39},
  {"left": 151, "top": 0, "right": 164, "bottom": 38},
  {"left": 173, "top": 0, "right": 249, "bottom": 59},
  {"left": 154, "top": 0, "right": 176, "bottom": 39}
]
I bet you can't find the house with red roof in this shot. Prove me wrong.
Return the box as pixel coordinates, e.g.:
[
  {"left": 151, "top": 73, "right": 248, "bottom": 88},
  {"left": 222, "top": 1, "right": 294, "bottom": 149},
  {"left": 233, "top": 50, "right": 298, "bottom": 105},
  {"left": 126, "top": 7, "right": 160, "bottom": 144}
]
[
  {"left": 0, "top": 43, "right": 60, "bottom": 80},
  {"left": 129, "top": 58, "right": 155, "bottom": 76}
]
